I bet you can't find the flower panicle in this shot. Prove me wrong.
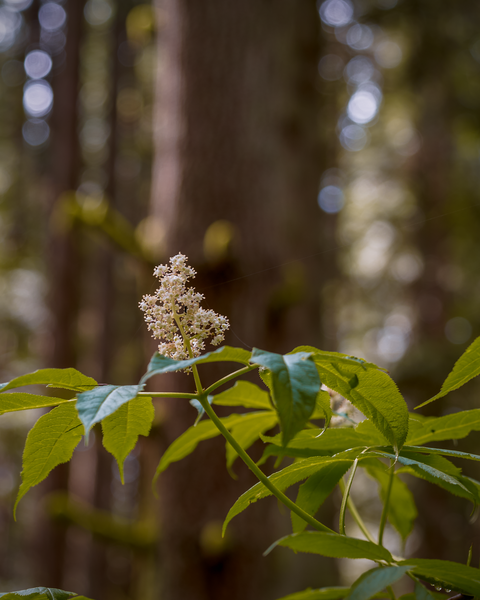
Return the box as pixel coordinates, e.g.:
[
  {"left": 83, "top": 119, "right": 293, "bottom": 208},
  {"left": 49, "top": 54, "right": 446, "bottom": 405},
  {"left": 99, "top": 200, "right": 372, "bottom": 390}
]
[{"left": 139, "top": 253, "right": 229, "bottom": 360}]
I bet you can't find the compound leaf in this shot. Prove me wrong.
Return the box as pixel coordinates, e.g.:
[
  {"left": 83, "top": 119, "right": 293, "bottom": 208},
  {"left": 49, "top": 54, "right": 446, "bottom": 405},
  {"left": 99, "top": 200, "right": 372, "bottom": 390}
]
[
  {"left": 399, "top": 559, "right": 480, "bottom": 597},
  {"left": 211, "top": 381, "right": 271, "bottom": 410},
  {"left": 0, "top": 393, "right": 73, "bottom": 415},
  {"left": 14, "top": 404, "right": 83, "bottom": 517},
  {"left": 249, "top": 349, "right": 320, "bottom": 446},
  {"left": 347, "top": 566, "right": 412, "bottom": 600},
  {"left": 102, "top": 396, "right": 155, "bottom": 484},
  {"left": 226, "top": 412, "right": 277, "bottom": 469},
  {"left": 407, "top": 410, "right": 480, "bottom": 445}
]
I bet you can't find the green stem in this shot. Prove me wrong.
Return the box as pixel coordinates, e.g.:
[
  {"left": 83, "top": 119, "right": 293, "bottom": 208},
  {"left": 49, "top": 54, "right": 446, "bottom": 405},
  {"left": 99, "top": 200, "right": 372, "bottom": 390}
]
[
  {"left": 378, "top": 460, "right": 395, "bottom": 546},
  {"left": 203, "top": 365, "right": 257, "bottom": 396},
  {"left": 138, "top": 391, "right": 198, "bottom": 399},
  {"left": 386, "top": 585, "right": 396, "bottom": 600},
  {"left": 338, "top": 477, "right": 376, "bottom": 544},
  {"left": 172, "top": 305, "right": 203, "bottom": 394},
  {"left": 199, "top": 395, "right": 334, "bottom": 534},
  {"left": 339, "top": 459, "right": 358, "bottom": 535}
]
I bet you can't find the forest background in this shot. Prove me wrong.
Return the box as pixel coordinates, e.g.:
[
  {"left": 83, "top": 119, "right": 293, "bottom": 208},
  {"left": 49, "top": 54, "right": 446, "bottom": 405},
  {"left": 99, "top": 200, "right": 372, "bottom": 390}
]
[{"left": 0, "top": 0, "right": 479, "bottom": 599}]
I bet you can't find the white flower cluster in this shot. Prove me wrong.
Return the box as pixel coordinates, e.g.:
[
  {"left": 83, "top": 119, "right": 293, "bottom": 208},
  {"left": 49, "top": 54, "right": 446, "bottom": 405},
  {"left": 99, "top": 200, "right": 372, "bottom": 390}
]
[{"left": 139, "top": 253, "right": 230, "bottom": 360}]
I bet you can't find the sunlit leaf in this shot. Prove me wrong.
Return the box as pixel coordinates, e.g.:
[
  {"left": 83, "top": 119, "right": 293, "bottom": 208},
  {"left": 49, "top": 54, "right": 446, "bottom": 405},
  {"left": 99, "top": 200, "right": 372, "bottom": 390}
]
[
  {"left": 292, "top": 461, "right": 351, "bottom": 533},
  {"left": 76, "top": 385, "right": 141, "bottom": 441},
  {"left": 211, "top": 381, "right": 271, "bottom": 410},
  {"left": 141, "top": 346, "right": 251, "bottom": 384},
  {"left": 249, "top": 349, "right": 320, "bottom": 446},
  {"left": 406, "top": 410, "right": 480, "bottom": 445},
  {"left": 0, "top": 393, "right": 73, "bottom": 415},
  {"left": 102, "top": 396, "right": 155, "bottom": 484},
  {"left": 399, "top": 558, "right": 480, "bottom": 596},
  {"left": 417, "top": 336, "right": 480, "bottom": 408},
  {"left": 347, "top": 566, "right": 412, "bottom": 600},
  {"left": 270, "top": 531, "right": 393, "bottom": 562},
  {"left": 0, "top": 368, "right": 97, "bottom": 393},
  {"left": 14, "top": 404, "right": 83, "bottom": 517},
  {"left": 223, "top": 455, "right": 354, "bottom": 534},
  {"left": 296, "top": 347, "right": 408, "bottom": 453}
]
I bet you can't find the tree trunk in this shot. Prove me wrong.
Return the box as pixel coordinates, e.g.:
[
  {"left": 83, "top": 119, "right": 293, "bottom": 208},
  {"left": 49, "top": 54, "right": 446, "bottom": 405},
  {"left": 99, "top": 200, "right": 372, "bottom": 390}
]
[{"left": 150, "top": 2, "right": 334, "bottom": 599}]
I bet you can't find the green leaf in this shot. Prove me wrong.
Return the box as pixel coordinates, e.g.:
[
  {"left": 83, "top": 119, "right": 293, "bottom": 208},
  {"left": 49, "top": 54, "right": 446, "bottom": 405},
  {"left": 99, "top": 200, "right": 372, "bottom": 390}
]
[
  {"left": 271, "top": 531, "right": 393, "bottom": 562},
  {"left": 300, "top": 348, "right": 408, "bottom": 453},
  {"left": 414, "top": 582, "right": 436, "bottom": 600},
  {"left": 292, "top": 348, "right": 381, "bottom": 372},
  {"left": 14, "top": 404, "right": 83, "bottom": 516},
  {"left": 76, "top": 385, "right": 141, "bottom": 441},
  {"left": 141, "top": 346, "right": 251, "bottom": 384},
  {"left": 223, "top": 456, "right": 354, "bottom": 534},
  {"left": 347, "top": 566, "right": 412, "bottom": 600},
  {"left": 153, "top": 413, "right": 270, "bottom": 486},
  {"left": 418, "top": 336, "right": 480, "bottom": 408},
  {"left": 226, "top": 412, "right": 277, "bottom": 469},
  {"left": 0, "top": 588, "right": 82, "bottom": 600},
  {"left": 0, "top": 393, "right": 73, "bottom": 415},
  {"left": 292, "top": 461, "right": 351, "bottom": 533},
  {"left": 399, "top": 558, "right": 480, "bottom": 596},
  {"left": 406, "top": 410, "right": 480, "bottom": 445},
  {"left": 249, "top": 349, "right": 320, "bottom": 446},
  {"left": 0, "top": 368, "right": 97, "bottom": 393},
  {"left": 363, "top": 461, "right": 417, "bottom": 540},
  {"left": 262, "top": 421, "right": 387, "bottom": 459},
  {"left": 211, "top": 381, "right": 271, "bottom": 410},
  {"left": 275, "top": 587, "right": 351, "bottom": 600},
  {"left": 102, "top": 396, "right": 155, "bottom": 484},
  {"left": 377, "top": 451, "right": 473, "bottom": 502},
  {"left": 311, "top": 390, "right": 333, "bottom": 426}
]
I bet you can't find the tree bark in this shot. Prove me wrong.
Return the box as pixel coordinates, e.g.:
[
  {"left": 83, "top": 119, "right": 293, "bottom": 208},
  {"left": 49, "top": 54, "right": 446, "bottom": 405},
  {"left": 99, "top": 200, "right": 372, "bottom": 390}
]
[{"left": 150, "top": 2, "right": 333, "bottom": 599}]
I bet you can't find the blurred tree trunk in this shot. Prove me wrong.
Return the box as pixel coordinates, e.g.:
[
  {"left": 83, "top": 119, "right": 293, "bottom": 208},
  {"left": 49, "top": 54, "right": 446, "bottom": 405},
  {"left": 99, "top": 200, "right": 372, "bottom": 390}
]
[
  {"left": 33, "top": 0, "right": 85, "bottom": 587},
  {"left": 150, "top": 2, "right": 335, "bottom": 599}
]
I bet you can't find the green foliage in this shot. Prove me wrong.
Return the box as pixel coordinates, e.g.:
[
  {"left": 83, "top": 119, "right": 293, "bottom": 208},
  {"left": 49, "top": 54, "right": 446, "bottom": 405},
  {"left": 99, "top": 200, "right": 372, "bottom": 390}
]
[
  {"left": 14, "top": 404, "right": 84, "bottom": 517},
  {"left": 249, "top": 349, "right": 321, "bottom": 446},
  {"left": 102, "top": 396, "right": 155, "bottom": 483},
  {"left": 0, "top": 589, "right": 91, "bottom": 599},
  {"left": 347, "top": 566, "right": 412, "bottom": 600},
  {"left": 3, "top": 326, "right": 480, "bottom": 599},
  {"left": 417, "top": 335, "right": 480, "bottom": 407}
]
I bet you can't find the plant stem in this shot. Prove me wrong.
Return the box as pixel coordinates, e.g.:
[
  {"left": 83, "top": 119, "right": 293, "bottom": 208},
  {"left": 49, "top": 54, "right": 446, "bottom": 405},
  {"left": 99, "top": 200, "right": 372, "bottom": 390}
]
[
  {"left": 338, "top": 478, "right": 376, "bottom": 544},
  {"left": 386, "top": 585, "right": 396, "bottom": 600},
  {"left": 378, "top": 460, "right": 395, "bottom": 546},
  {"left": 339, "top": 459, "right": 358, "bottom": 535},
  {"left": 203, "top": 365, "right": 257, "bottom": 396},
  {"left": 198, "top": 394, "right": 335, "bottom": 534},
  {"left": 138, "top": 391, "right": 198, "bottom": 399}
]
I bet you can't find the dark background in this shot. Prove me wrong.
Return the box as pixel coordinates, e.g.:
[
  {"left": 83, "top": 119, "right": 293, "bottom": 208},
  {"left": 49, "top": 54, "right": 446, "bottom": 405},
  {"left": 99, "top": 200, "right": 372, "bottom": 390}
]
[{"left": 0, "top": 0, "right": 479, "bottom": 598}]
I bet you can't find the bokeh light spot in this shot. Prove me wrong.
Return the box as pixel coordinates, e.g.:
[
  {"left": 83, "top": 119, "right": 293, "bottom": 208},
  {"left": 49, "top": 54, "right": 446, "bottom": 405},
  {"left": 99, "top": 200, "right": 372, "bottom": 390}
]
[
  {"left": 319, "top": 0, "right": 353, "bottom": 27},
  {"left": 340, "top": 124, "right": 367, "bottom": 151},
  {"left": 38, "top": 3, "right": 66, "bottom": 32},
  {"left": 374, "top": 40, "right": 402, "bottom": 68},
  {"left": 346, "top": 24, "right": 374, "bottom": 50},
  {"left": 24, "top": 50, "right": 52, "bottom": 79},
  {"left": 318, "top": 185, "right": 345, "bottom": 213},
  {"left": 347, "top": 90, "right": 379, "bottom": 124},
  {"left": 23, "top": 80, "right": 54, "bottom": 117},
  {"left": 344, "top": 56, "right": 376, "bottom": 85},
  {"left": 22, "top": 119, "right": 50, "bottom": 146},
  {"left": 84, "top": 0, "right": 113, "bottom": 27},
  {"left": 318, "top": 54, "right": 344, "bottom": 81}
]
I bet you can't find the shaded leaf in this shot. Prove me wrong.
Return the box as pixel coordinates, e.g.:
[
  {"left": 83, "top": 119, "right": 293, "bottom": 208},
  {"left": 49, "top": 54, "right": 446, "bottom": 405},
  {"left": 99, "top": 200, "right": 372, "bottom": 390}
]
[
  {"left": 347, "top": 566, "right": 412, "bottom": 600},
  {"left": 141, "top": 346, "right": 251, "bottom": 384},
  {"left": 276, "top": 587, "right": 351, "bottom": 600},
  {"left": 76, "top": 385, "right": 141, "bottom": 441},
  {"left": 0, "top": 393, "right": 73, "bottom": 415},
  {"left": 211, "top": 381, "right": 271, "bottom": 410},
  {"left": 0, "top": 588, "right": 82, "bottom": 600},
  {"left": 363, "top": 460, "right": 417, "bottom": 540},
  {"left": 271, "top": 531, "right": 393, "bottom": 562},
  {"left": 15, "top": 404, "right": 83, "bottom": 516},
  {"left": 311, "top": 390, "right": 332, "bottom": 426},
  {"left": 399, "top": 559, "right": 480, "bottom": 597},
  {"left": 417, "top": 336, "right": 480, "bottom": 408},
  {"left": 414, "top": 582, "right": 437, "bottom": 600},
  {"left": 407, "top": 410, "right": 480, "bottom": 445},
  {"left": 102, "top": 396, "right": 155, "bottom": 484},
  {"left": 0, "top": 368, "right": 97, "bottom": 393},
  {"left": 298, "top": 347, "right": 408, "bottom": 453},
  {"left": 224, "top": 456, "right": 354, "bottom": 534},
  {"left": 226, "top": 412, "right": 277, "bottom": 469},
  {"left": 292, "top": 461, "right": 351, "bottom": 533},
  {"left": 249, "top": 349, "right": 320, "bottom": 446}
]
